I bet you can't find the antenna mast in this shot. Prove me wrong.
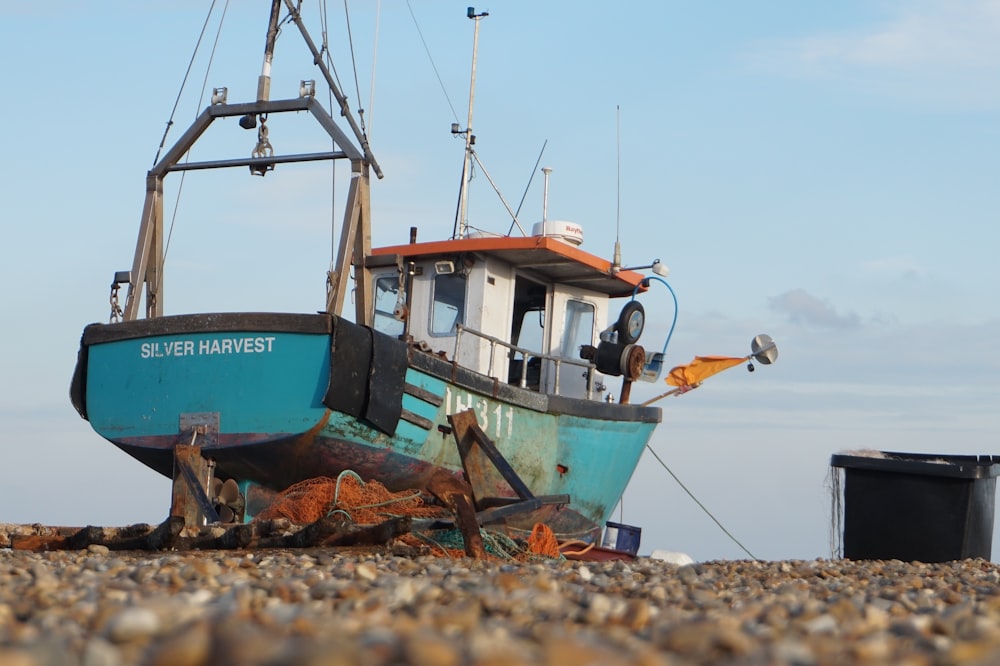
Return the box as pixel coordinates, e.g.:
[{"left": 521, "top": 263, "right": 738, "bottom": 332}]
[{"left": 453, "top": 7, "right": 489, "bottom": 239}]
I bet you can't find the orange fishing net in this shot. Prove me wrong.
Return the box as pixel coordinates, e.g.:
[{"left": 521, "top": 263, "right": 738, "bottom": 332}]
[
  {"left": 253, "top": 474, "right": 572, "bottom": 562},
  {"left": 253, "top": 474, "right": 448, "bottom": 525}
]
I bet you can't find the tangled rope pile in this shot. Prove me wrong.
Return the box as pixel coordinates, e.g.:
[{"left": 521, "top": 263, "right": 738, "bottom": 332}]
[{"left": 527, "top": 522, "right": 561, "bottom": 558}]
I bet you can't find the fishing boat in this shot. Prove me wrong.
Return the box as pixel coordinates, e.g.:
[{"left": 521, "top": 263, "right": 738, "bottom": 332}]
[{"left": 70, "top": 3, "right": 774, "bottom": 542}]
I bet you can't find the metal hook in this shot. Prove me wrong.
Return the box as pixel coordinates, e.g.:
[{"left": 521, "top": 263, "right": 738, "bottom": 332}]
[{"left": 250, "top": 115, "right": 275, "bottom": 176}]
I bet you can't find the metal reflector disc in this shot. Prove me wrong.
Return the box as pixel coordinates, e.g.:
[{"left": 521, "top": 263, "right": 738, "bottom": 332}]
[{"left": 751, "top": 334, "right": 778, "bottom": 365}]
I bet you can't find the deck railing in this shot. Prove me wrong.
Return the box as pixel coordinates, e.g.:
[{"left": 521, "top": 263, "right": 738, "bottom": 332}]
[{"left": 453, "top": 323, "right": 597, "bottom": 399}]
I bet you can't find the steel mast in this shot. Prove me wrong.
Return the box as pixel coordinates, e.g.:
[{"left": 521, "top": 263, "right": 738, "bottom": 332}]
[{"left": 453, "top": 7, "right": 488, "bottom": 239}]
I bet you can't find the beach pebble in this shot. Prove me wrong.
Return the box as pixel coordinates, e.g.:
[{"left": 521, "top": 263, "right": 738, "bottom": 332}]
[
  {"left": 2, "top": 544, "right": 1000, "bottom": 664},
  {"left": 649, "top": 549, "right": 695, "bottom": 565},
  {"left": 105, "top": 607, "right": 161, "bottom": 643}
]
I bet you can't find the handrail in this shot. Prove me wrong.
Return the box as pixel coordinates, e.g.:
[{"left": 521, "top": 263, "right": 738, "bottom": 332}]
[{"left": 454, "top": 323, "right": 597, "bottom": 399}]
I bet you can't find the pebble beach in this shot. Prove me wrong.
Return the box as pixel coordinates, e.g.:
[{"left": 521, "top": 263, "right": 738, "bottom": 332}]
[{"left": 3, "top": 544, "right": 1000, "bottom": 666}]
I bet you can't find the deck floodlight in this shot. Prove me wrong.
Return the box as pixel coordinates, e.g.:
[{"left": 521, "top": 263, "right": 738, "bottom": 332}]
[{"left": 435, "top": 260, "right": 456, "bottom": 275}]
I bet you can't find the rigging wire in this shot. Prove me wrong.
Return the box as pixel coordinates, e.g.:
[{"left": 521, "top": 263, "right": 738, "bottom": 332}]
[
  {"left": 163, "top": 0, "right": 230, "bottom": 267},
  {"left": 406, "top": 0, "right": 461, "bottom": 124},
  {"left": 507, "top": 139, "right": 547, "bottom": 236},
  {"left": 318, "top": 0, "right": 346, "bottom": 97},
  {"left": 153, "top": 0, "right": 219, "bottom": 165},
  {"left": 319, "top": 0, "right": 338, "bottom": 272},
  {"left": 342, "top": 0, "right": 367, "bottom": 135},
  {"left": 644, "top": 442, "right": 759, "bottom": 560},
  {"left": 367, "top": 0, "right": 381, "bottom": 136}
]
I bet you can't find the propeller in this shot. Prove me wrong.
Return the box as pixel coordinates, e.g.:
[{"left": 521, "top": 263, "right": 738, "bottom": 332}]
[
  {"left": 219, "top": 505, "right": 236, "bottom": 524},
  {"left": 220, "top": 478, "right": 241, "bottom": 505},
  {"left": 209, "top": 476, "right": 245, "bottom": 524}
]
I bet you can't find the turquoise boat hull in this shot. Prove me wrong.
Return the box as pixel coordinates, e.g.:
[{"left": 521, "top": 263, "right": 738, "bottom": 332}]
[{"left": 71, "top": 313, "right": 660, "bottom": 540}]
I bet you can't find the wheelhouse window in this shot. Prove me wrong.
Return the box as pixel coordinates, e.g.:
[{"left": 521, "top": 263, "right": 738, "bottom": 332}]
[
  {"left": 561, "top": 299, "right": 595, "bottom": 358},
  {"left": 430, "top": 273, "right": 467, "bottom": 336},
  {"left": 508, "top": 276, "right": 547, "bottom": 389},
  {"left": 510, "top": 277, "right": 546, "bottom": 352},
  {"left": 373, "top": 275, "right": 405, "bottom": 337}
]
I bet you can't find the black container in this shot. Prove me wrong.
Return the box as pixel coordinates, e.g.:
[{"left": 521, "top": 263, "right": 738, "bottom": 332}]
[
  {"left": 831, "top": 452, "right": 1000, "bottom": 562},
  {"left": 602, "top": 521, "right": 641, "bottom": 556}
]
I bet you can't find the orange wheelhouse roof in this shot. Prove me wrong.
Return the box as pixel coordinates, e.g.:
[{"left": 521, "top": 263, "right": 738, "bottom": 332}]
[{"left": 370, "top": 235, "right": 646, "bottom": 297}]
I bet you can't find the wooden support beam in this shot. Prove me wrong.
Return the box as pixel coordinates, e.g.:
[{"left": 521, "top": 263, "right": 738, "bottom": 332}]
[
  {"left": 170, "top": 444, "right": 220, "bottom": 526},
  {"left": 452, "top": 493, "right": 487, "bottom": 559},
  {"left": 9, "top": 515, "right": 412, "bottom": 552},
  {"left": 448, "top": 409, "right": 535, "bottom": 504},
  {"left": 427, "top": 469, "right": 487, "bottom": 559},
  {"left": 10, "top": 518, "right": 183, "bottom": 552}
]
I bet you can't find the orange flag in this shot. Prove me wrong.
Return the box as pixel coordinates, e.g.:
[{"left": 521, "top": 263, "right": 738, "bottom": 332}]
[{"left": 666, "top": 356, "right": 745, "bottom": 388}]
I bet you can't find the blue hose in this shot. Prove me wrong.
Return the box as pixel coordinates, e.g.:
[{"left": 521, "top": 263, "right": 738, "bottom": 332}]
[{"left": 633, "top": 276, "right": 677, "bottom": 356}]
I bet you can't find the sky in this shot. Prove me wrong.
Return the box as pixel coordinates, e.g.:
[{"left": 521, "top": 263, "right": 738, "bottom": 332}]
[{"left": 2, "top": 1, "right": 999, "bottom": 562}]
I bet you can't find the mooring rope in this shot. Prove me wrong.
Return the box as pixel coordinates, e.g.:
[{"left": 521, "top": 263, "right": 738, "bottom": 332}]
[{"left": 644, "top": 442, "right": 759, "bottom": 560}]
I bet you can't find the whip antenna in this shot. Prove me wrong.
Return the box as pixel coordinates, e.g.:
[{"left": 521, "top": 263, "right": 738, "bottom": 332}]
[{"left": 613, "top": 105, "right": 622, "bottom": 270}]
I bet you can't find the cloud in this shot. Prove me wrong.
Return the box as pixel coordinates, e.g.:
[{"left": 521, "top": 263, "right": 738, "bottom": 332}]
[
  {"left": 754, "top": 0, "right": 1000, "bottom": 107},
  {"left": 802, "top": 3, "right": 1000, "bottom": 68},
  {"left": 859, "top": 256, "right": 927, "bottom": 280},
  {"left": 769, "top": 289, "right": 860, "bottom": 329}
]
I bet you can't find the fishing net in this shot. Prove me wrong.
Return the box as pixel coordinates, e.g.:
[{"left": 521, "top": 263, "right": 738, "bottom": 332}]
[
  {"left": 401, "top": 526, "right": 561, "bottom": 562},
  {"left": 253, "top": 471, "right": 568, "bottom": 562},
  {"left": 253, "top": 471, "right": 449, "bottom": 525}
]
